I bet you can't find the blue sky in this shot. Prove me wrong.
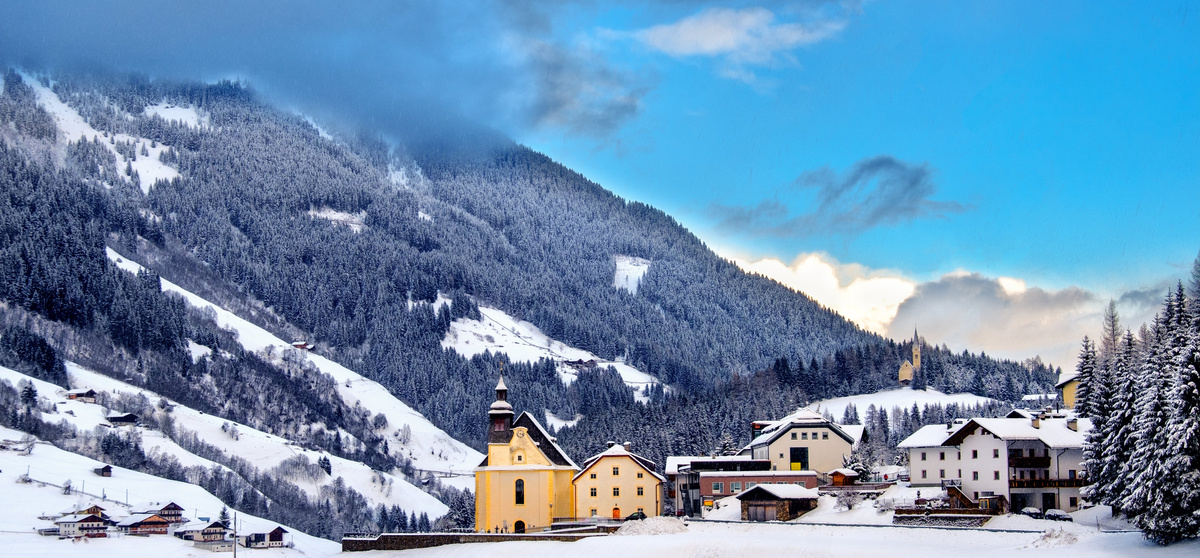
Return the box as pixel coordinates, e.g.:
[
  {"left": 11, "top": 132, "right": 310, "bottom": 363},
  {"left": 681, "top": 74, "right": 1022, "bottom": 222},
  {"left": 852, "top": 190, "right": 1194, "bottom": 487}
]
[{"left": 2, "top": 0, "right": 1196, "bottom": 368}]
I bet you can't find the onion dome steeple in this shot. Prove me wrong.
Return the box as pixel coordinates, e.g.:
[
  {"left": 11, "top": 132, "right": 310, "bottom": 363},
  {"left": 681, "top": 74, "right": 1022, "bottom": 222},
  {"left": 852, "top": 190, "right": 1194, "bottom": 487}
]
[{"left": 488, "top": 376, "right": 514, "bottom": 443}]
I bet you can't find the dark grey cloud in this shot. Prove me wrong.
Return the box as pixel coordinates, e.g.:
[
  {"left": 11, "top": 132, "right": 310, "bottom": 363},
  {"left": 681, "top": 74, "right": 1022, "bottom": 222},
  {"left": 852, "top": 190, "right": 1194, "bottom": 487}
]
[
  {"left": 0, "top": 0, "right": 652, "bottom": 139},
  {"left": 707, "top": 155, "right": 970, "bottom": 237}
]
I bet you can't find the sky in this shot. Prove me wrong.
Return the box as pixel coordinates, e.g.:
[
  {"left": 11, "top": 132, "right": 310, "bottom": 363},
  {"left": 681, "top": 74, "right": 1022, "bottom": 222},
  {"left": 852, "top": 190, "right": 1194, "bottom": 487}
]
[{"left": 1, "top": 0, "right": 1197, "bottom": 370}]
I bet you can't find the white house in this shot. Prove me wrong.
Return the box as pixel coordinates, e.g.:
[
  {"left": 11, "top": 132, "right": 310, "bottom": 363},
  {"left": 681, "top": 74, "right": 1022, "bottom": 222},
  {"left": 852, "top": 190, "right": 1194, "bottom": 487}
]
[{"left": 897, "top": 412, "right": 1089, "bottom": 512}]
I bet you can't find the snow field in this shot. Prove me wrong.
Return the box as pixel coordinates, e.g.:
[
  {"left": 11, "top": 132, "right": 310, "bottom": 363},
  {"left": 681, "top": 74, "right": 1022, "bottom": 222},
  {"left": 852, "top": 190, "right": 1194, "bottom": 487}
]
[
  {"left": 808, "top": 387, "right": 996, "bottom": 423},
  {"left": 440, "top": 302, "right": 661, "bottom": 398},
  {"left": 106, "top": 248, "right": 482, "bottom": 490},
  {"left": 0, "top": 426, "right": 339, "bottom": 558},
  {"left": 612, "top": 255, "right": 650, "bottom": 295},
  {"left": 22, "top": 73, "right": 181, "bottom": 193},
  {"left": 143, "top": 102, "right": 208, "bottom": 129}
]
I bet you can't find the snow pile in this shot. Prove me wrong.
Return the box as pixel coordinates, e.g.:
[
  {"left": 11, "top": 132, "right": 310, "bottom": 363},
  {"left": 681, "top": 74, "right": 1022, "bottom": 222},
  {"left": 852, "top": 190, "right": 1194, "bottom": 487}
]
[
  {"left": 615, "top": 517, "right": 688, "bottom": 536},
  {"left": 441, "top": 303, "right": 661, "bottom": 398},
  {"left": 613, "top": 255, "right": 651, "bottom": 295},
  {"left": 106, "top": 249, "right": 483, "bottom": 490},
  {"left": 143, "top": 103, "right": 208, "bottom": 128},
  {"left": 22, "top": 73, "right": 181, "bottom": 193},
  {"left": 1029, "top": 528, "right": 1079, "bottom": 548},
  {"left": 809, "top": 387, "right": 995, "bottom": 422},
  {"left": 306, "top": 206, "right": 367, "bottom": 233}
]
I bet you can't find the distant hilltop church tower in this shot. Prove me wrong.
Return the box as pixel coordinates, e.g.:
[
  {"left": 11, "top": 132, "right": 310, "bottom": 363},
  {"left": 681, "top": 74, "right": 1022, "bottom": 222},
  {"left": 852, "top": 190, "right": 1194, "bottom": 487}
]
[{"left": 898, "top": 328, "right": 920, "bottom": 387}]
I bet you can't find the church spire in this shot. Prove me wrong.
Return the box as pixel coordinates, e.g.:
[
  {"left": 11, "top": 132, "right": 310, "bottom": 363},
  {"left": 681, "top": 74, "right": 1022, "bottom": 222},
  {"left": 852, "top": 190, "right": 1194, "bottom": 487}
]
[{"left": 488, "top": 375, "right": 514, "bottom": 444}]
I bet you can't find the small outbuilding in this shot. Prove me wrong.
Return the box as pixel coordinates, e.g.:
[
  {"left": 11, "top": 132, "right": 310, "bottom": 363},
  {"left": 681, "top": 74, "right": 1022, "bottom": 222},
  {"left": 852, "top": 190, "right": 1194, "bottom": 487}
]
[
  {"left": 736, "top": 484, "right": 819, "bottom": 522},
  {"left": 106, "top": 412, "right": 139, "bottom": 426},
  {"left": 93, "top": 464, "right": 112, "bottom": 477},
  {"left": 66, "top": 389, "right": 98, "bottom": 403},
  {"left": 829, "top": 468, "right": 860, "bottom": 486}
]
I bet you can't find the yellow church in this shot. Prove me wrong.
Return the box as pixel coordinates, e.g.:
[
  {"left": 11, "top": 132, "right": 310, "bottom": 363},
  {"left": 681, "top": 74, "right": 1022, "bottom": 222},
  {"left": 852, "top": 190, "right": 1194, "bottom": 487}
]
[
  {"left": 474, "top": 377, "right": 578, "bottom": 533},
  {"left": 898, "top": 329, "right": 921, "bottom": 386}
]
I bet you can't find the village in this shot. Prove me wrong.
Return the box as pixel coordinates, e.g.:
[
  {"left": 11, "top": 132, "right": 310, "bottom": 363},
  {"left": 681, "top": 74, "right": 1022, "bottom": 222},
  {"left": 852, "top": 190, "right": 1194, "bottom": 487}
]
[{"left": 345, "top": 337, "right": 1100, "bottom": 552}]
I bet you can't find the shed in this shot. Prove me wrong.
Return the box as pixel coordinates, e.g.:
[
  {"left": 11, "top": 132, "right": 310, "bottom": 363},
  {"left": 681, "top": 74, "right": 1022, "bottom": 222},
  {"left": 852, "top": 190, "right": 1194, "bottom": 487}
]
[
  {"left": 93, "top": 464, "right": 112, "bottom": 477},
  {"left": 829, "top": 468, "right": 859, "bottom": 486},
  {"left": 106, "top": 412, "right": 138, "bottom": 426},
  {"left": 736, "top": 484, "right": 819, "bottom": 522}
]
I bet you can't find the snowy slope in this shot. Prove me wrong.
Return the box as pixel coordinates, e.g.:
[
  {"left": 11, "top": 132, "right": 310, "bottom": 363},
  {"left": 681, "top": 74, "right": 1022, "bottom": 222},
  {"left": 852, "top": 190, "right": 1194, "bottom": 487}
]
[
  {"left": 613, "top": 255, "right": 650, "bottom": 295},
  {"left": 808, "top": 387, "right": 996, "bottom": 423},
  {"left": 441, "top": 303, "right": 661, "bottom": 399},
  {"left": 0, "top": 426, "right": 339, "bottom": 558},
  {"left": 106, "top": 248, "right": 482, "bottom": 490},
  {"left": 63, "top": 364, "right": 449, "bottom": 517},
  {"left": 23, "top": 73, "right": 181, "bottom": 192},
  {"left": 143, "top": 102, "right": 208, "bottom": 128}
]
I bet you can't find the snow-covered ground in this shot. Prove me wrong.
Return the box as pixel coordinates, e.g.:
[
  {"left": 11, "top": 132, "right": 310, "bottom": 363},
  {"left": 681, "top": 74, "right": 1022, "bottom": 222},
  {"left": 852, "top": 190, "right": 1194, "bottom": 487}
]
[
  {"left": 613, "top": 255, "right": 650, "bottom": 295},
  {"left": 360, "top": 519, "right": 1197, "bottom": 558},
  {"left": 143, "top": 102, "right": 208, "bottom": 129},
  {"left": 440, "top": 303, "right": 661, "bottom": 399},
  {"left": 0, "top": 426, "right": 339, "bottom": 558},
  {"left": 106, "top": 248, "right": 482, "bottom": 490},
  {"left": 306, "top": 206, "right": 367, "bottom": 233},
  {"left": 808, "top": 387, "right": 996, "bottom": 422},
  {"left": 23, "top": 72, "right": 181, "bottom": 192}
]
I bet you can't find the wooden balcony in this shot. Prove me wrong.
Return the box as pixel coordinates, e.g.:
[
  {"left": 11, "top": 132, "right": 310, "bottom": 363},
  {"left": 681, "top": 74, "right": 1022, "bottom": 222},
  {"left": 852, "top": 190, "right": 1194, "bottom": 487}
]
[{"left": 1008, "top": 456, "right": 1051, "bottom": 469}]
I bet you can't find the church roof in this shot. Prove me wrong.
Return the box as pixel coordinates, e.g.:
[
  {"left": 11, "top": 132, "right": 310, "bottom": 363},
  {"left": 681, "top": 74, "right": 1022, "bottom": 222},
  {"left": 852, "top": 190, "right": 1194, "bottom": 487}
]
[{"left": 479, "top": 412, "right": 578, "bottom": 469}]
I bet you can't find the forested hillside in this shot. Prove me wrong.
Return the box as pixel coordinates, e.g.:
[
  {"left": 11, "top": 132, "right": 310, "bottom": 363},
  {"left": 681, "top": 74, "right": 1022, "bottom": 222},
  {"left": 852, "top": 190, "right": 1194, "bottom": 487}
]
[{"left": 0, "top": 69, "right": 1056, "bottom": 489}]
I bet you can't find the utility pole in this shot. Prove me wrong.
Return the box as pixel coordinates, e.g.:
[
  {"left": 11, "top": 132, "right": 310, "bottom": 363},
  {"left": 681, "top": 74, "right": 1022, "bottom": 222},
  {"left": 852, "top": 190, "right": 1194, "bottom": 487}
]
[{"left": 232, "top": 511, "right": 237, "bottom": 558}]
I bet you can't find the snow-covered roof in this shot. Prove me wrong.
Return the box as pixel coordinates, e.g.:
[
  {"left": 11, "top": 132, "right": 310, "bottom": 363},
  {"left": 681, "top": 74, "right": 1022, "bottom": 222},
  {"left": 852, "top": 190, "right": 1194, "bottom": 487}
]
[
  {"left": 744, "top": 409, "right": 856, "bottom": 449},
  {"left": 840, "top": 424, "right": 866, "bottom": 445},
  {"left": 945, "top": 417, "right": 1091, "bottom": 449},
  {"left": 897, "top": 423, "right": 962, "bottom": 449},
  {"left": 178, "top": 520, "right": 226, "bottom": 532},
  {"left": 698, "top": 470, "right": 816, "bottom": 478},
  {"left": 116, "top": 513, "right": 166, "bottom": 527},
  {"left": 131, "top": 501, "right": 181, "bottom": 513},
  {"left": 574, "top": 443, "right": 665, "bottom": 482},
  {"left": 55, "top": 514, "right": 103, "bottom": 524},
  {"left": 736, "top": 484, "right": 819, "bottom": 501},
  {"left": 59, "top": 503, "right": 107, "bottom": 515},
  {"left": 828, "top": 468, "right": 859, "bottom": 477},
  {"left": 513, "top": 412, "right": 578, "bottom": 469},
  {"left": 1055, "top": 373, "right": 1078, "bottom": 388},
  {"left": 664, "top": 456, "right": 703, "bottom": 475}
]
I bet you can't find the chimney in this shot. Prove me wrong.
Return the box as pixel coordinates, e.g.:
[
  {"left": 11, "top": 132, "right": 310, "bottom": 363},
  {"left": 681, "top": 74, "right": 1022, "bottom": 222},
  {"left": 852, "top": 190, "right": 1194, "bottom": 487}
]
[
  {"left": 1067, "top": 418, "right": 1078, "bottom": 431},
  {"left": 623, "top": 441, "right": 632, "bottom": 453},
  {"left": 1031, "top": 416, "right": 1040, "bottom": 429}
]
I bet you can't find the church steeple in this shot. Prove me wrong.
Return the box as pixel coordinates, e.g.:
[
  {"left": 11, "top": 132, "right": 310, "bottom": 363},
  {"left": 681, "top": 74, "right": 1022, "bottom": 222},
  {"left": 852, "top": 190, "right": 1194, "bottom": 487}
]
[
  {"left": 488, "top": 376, "right": 514, "bottom": 444},
  {"left": 912, "top": 328, "right": 921, "bottom": 371}
]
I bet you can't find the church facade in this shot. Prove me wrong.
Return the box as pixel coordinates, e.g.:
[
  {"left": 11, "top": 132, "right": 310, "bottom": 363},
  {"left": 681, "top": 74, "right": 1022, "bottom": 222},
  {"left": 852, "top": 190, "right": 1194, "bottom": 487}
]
[
  {"left": 474, "top": 377, "right": 578, "bottom": 533},
  {"left": 898, "top": 329, "right": 921, "bottom": 386}
]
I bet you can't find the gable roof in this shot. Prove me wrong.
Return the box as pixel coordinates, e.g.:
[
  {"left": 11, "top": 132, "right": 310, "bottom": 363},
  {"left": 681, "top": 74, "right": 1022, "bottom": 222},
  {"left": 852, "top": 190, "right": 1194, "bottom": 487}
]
[
  {"left": 942, "top": 417, "right": 1090, "bottom": 449},
  {"left": 573, "top": 443, "right": 666, "bottom": 482},
  {"left": 116, "top": 514, "right": 168, "bottom": 527},
  {"left": 744, "top": 409, "right": 856, "bottom": 449},
  {"left": 735, "top": 484, "right": 819, "bottom": 501},
  {"left": 56, "top": 514, "right": 104, "bottom": 525},
  {"left": 897, "top": 422, "right": 965, "bottom": 449},
  {"left": 178, "top": 520, "right": 228, "bottom": 532},
  {"left": 480, "top": 412, "right": 578, "bottom": 468}
]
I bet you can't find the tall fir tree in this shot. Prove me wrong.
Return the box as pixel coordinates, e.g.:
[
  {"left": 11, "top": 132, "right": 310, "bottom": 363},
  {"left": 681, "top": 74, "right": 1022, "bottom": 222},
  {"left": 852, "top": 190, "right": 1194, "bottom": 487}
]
[
  {"left": 1074, "top": 337, "right": 1098, "bottom": 416},
  {"left": 1121, "top": 301, "right": 1177, "bottom": 522}
]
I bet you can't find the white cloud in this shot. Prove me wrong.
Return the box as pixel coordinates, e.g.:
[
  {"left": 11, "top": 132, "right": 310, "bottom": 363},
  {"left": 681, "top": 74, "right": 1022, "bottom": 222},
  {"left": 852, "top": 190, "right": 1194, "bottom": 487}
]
[
  {"left": 629, "top": 7, "right": 846, "bottom": 82},
  {"left": 729, "top": 251, "right": 1167, "bottom": 370},
  {"left": 731, "top": 252, "right": 915, "bottom": 336}
]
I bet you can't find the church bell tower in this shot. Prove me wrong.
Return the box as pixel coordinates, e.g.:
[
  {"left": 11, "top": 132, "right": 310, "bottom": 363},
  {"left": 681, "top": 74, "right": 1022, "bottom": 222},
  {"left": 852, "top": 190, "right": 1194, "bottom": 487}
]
[{"left": 488, "top": 376, "right": 514, "bottom": 444}]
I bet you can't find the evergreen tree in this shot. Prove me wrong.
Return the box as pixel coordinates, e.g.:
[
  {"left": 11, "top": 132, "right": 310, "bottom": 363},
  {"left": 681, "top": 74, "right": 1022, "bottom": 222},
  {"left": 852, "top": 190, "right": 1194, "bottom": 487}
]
[
  {"left": 1122, "top": 305, "right": 1177, "bottom": 521},
  {"left": 1074, "top": 337, "right": 1098, "bottom": 416}
]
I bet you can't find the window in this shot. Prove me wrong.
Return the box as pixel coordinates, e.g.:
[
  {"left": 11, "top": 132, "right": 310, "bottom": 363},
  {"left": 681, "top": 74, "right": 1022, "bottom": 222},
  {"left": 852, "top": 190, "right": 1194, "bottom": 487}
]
[
  {"left": 637, "top": 472, "right": 644, "bottom": 479},
  {"left": 921, "top": 452, "right": 927, "bottom": 461},
  {"left": 590, "top": 487, "right": 597, "bottom": 497},
  {"left": 613, "top": 487, "right": 620, "bottom": 497},
  {"left": 822, "top": 433, "right": 829, "bottom": 440},
  {"left": 637, "top": 507, "right": 644, "bottom": 513},
  {"left": 994, "top": 471, "right": 1000, "bottom": 480},
  {"left": 973, "top": 492, "right": 979, "bottom": 500},
  {"left": 791, "top": 432, "right": 797, "bottom": 440},
  {"left": 802, "top": 433, "right": 808, "bottom": 440},
  {"left": 994, "top": 449, "right": 999, "bottom": 459},
  {"left": 921, "top": 470, "right": 927, "bottom": 479},
  {"left": 747, "top": 482, "right": 757, "bottom": 489},
  {"left": 516, "top": 454, "right": 523, "bottom": 462},
  {"left": 590, "top": 473, "right": 597, "bottom": 479},
  {"left": 940, "top": 452, "right": 945, "bottom": 461},
  {"left": 957, "top": 452, "right": 961, "bottom": 460},
  {"left": 972, "top": 450, "right": 978, "bottom": 459},
  {"left": 958, "top": 469, "right": 961, "bottom": 478},
  {"left": 1069, "top": 470, "right": 1076, "bottom": 480},
  {"left": 590, "top": 508, "right": 597, "bottom": 517},
  {"left": 515, "top": 479, "right": 525, "bottom": 505},
  {"left": 731, "top": 482, "right": 742, "bottom": 492},
  {"left": 637, "top": 486, "right": 645, "bottom": 496},
  {"left": 972, "top": 471, "right": 979, "bottom": 481},
  {"left": 712, "top": 483, "right": 723, "bottom": 494},
  {"left": 1069, "top": 497, "right": 1078, "bottom": 508},
  {"left": 613, "top": 466, "right": 620, "bottom": 476},
  {"left": 939, "top": 469, "right": 945, "bottom": 478}
]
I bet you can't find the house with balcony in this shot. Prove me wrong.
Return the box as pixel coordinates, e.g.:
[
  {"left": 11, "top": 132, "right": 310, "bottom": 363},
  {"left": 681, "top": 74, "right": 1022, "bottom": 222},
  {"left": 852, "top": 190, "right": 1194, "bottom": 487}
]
[
  {"left": 897, "top": 412, "right": 1090, "bottom": 512},
  {"left": 740, "top": 409, "right": 864, "bottom": 474}
]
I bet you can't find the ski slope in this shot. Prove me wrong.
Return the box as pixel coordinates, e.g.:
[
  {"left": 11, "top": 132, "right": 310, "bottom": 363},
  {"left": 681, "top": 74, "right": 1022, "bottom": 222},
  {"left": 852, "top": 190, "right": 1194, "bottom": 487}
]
[
  {"left": 0, "top": 426, "right": 339, "bottom": 558},
  {"left": 106, "top": 248, "right": 482, "bottom": 490}
]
